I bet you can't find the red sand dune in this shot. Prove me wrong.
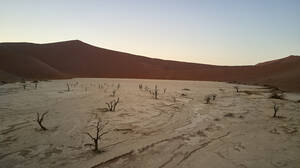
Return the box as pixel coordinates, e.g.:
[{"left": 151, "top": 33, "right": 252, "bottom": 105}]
[{"left": 0, "top": 40, "right": 299, "bottom": 92}]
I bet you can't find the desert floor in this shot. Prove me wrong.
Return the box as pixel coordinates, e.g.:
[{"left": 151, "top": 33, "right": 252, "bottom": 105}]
[{"left": 0, "top": 78, "right": 300, "bottom": 168}]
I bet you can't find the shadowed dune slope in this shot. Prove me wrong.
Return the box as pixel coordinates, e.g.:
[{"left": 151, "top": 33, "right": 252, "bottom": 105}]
[{"left": 0, "top": 40, "right": 299, "bottom": 92}]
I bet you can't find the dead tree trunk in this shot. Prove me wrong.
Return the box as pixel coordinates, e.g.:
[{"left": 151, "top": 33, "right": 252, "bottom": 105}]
[
  {"left": 67, "top": 83, "right": 70, "bottom": 92},
  {"left": 112, "top": 90, "right": 116, "bottom": 97},
  {"left": 154, "top": 85, "right": 158, "bottom": 99},
  {"left": 273, "top": 104, "right": 279, "bottom": 118},
  {"left": 36, "top": 112, "right": 48, "bottom": 130},
  {"left": 234, "top": 86, "right": 239, "bottom": 93},
  {"left": 173, "top": 96, "right": 176, "bottom": 102}
]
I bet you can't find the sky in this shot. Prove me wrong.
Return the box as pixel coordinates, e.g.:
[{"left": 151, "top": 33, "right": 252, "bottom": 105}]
[{"left": 1, "top": 0, "right": 300, "bottom": 65}]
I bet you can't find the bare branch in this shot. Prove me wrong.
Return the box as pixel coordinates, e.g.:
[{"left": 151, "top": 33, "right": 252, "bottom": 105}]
[
  {"left": 85, "top": 132, "right": 95, "bottom": 140},
  {"left": 36, "top": 111, "right": 48, "bottom": 130},
  {"left": 98, "top": 131, "right": 109, "bottom": 138},
  {"left": 106, "top": 98, "right": 119, "bottom": 112}
]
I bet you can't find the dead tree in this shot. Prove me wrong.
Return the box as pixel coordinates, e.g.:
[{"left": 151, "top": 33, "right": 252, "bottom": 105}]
[
  {"left": 273, "top": 103, "right": 280, "bottom": 118},
  {"left": 163, "top": 88, "right": 167, "bottom": 94},
  {"left": 204, "top": 96, "right": 211, "bottom": 104},
  {"left": 212, "top": 94, "right": 217, "bottom": 100},
  {"left": 36, "top": 112, "right": 48, "bottom": 130},
  {"left": 106, "top": 97, "right": 120, "bottom": 111},
  {"left": 85, "top": 120, "right": 109, "bottom": 152},
  {"left": 22, "top": 84, "right": 26, "bottom": 90},
  {"left": 33, "top": 80, "right": 38, "bottom": 89},
  {"left": 67, "top": 83, "right": 70, "bottom": 92},
  {"left": 144, "top": 86, "right": 149, "bottom": 92},
  {"left": 154, "top": 85, "right": 158, "bottom": 99},
  {"left": 173, "top": 96, "right": 176, "bottom": 103},
  {"left": 233, "top": 86, "right": 239, "bottom": 93},
  {"left": 111, "top": 90, "right": 116, "bottom": 97}
]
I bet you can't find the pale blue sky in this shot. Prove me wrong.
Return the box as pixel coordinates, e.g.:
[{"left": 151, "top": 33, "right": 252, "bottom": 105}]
[{"left": 1, "top": 0, "right": 300, "bottom": 65}]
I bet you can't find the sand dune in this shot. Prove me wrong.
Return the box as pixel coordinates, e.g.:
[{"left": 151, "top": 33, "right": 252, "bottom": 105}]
[{"left": 0, "top": 40, "right": 299, "bottom": 92}]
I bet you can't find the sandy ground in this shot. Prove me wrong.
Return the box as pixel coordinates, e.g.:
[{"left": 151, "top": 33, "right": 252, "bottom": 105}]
[{"left": 0, "top": 78, "right": 300, "bottom": 168}]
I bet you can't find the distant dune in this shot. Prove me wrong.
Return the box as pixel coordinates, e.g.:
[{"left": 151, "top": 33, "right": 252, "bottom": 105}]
[{"left": 0, "top": 40, "right": 299, "bottom": 92}]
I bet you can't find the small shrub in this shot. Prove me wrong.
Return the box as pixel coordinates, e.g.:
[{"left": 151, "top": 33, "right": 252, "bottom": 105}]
[
  {"left": 204, "top": 94, "right": 217, "bottom": 104},
  {"left": 269, "top": 92, "right": 284, "bottom": 99},
  {"left": 224, "top": 113, "right": 235, "bottom": 118}
]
